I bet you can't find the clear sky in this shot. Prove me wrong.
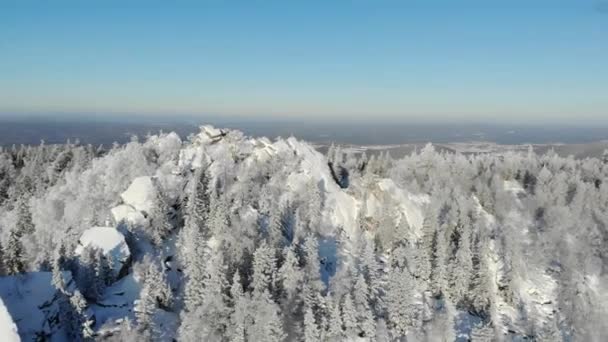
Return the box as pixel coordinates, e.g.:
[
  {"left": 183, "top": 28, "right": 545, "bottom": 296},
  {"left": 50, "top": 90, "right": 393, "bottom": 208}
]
[{"left": 1, "top": 0, "right": 607, "bottom": 124}]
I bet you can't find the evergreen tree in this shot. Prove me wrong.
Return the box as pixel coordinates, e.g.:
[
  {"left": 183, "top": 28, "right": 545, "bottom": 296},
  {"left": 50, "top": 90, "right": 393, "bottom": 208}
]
[
  {"left": 5, "top": 228, "right": 25, "bottom": 275},
  {"left": 148, "top": 188, "right": 172, "bottom": 245},
  {"left": 302, "top": 234, "right": 323, "bottom": 293},
  {"left": 386, "top": 258, "right": 420, "bottom": 337},
  {"left": 278, "top": 244, "right": 303, "bottom": 303},
  {"left": 251, "top": 241, "right": 277, "bottom": 297},
  {"left": 325, "top": 298, "right": 343, "bottom": 340},
  {"left": 15, "top": 196, "right": 35, "bottom": 235},
  {"left": 304, "top": 305, "right": 320, "bottom": 342},
  {"left": 353, "top": 274, "right": 376, "bottom": 338},
  {"left": 341, "top": 293, "right": 357, "bottom": 339},
  {"left": 0, "top": 240, "right": 5, "bottom": 276},
  {"left": 229, "top": 272, "right": 247, "bottom": 342},
  {"left": 68, "top": 290, "right": 94, "bottom": 341}
]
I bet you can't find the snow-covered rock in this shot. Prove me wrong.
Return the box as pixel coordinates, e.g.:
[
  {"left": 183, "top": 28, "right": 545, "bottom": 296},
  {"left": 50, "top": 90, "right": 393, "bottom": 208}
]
[
  {"left": 111, "top": 204, "right": 147, "bottom": 227},
  {"left": 376, "top": 178, "right": 428, "bottom": 233},
  {"left": 193, "top": 125, "right": 225, "bottom": 145},
  {"left": 120, "top": 176, "right": 157, "bottom": 214},
  {"left": 75, "top": 227, "right": 131, "bottom": 275},
  {"left": 0, "top": 297, "right": 20, "bottom": 342}
]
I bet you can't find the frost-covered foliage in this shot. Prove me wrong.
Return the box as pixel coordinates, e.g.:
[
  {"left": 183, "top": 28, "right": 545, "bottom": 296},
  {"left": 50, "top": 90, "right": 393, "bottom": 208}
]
[{"left": 1, "top": 127, "right": 607, "bottom": 341}]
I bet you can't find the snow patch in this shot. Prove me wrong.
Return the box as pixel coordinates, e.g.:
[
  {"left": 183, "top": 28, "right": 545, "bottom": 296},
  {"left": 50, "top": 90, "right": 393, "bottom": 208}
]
[
  {"left": 120, "top": 176, "right": 157, "bottom": 214},
  {"left": 111, "top": 204, "right": 147, "bottom": 227},
  {"left": 376, "top": 178, "right": 428, "bottom": 235},
  {"left": 0, "top": 297, "right": 20, "bottom": 342}
]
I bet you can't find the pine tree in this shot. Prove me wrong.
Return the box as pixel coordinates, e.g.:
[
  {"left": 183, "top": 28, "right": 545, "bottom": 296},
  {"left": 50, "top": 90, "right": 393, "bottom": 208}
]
[
  {"left": 417, "top": 210, "right": 436, "bottom": 283},
  {"left": 70, "top": 290, "right": 94, "bottom": 341},
  {"left": 229, "top": 272, "right": 247, "bottom": 342},
  {"left": 353, "top": 274, "right": 376, "bottom": 338},
  {"left": 448, "top": 221, "right": 473, "bottom": 304},
  {"left": 183, "top": 232, "right": 207, "bottom": 311},
  {"left": 386, "top": 260, "right": 420, "bottom": 337},
  {"left": 304, "top": 305, "right": 320, "bottom": 342},
  {"left": 15, "top": 196, "right": 35, "bottom": 235},
  {"left": 268, "top": 206, "right": 285, "bottom": 246},
  {"left": 431, "top": 224, "right": 449, "bottom": 296},
  {"left": 307, "top": 180, "right": 322, "bottom": 230},
  {"left": 302, "top": 234, "right": 323, "bottom": 293},
  {"left": 247, "top": 296, "right": 286, "bottom": 342},
  {"left": 76, "top": 246, "right": 101, "bottom": 301},
  {"left": 145, "top": 259, "right": 173, "bottom": 309},
  {"left": 0, "top": 240, "right": 5, "bottom": 276},
  {"left": 341, "top": 294, "right": 357, "bottom": 339},
  {"left": 325, "top": 298, "right": 343, "bottom": 340},
  {"left": 252, "top": 242, "right": 277, "bottom": 297},
  {"left": 149, "top": 189, "right": 172, "bottom": 245},
  {"left": 58, "top": 291, "right": 83, "bottom": 341},
  {"left": 360, "top": 236, "right": 383, "bottom": 312},
  {"left": 5, "top": 228, "right": 25, "bottom": 275},
  {"left": 135, "top": 276, "right": 157, "bottom": 333},
  {"left": 278, "top": 245, "right": 303, "bottom": 303},
  {"left": 52, "top": 254, "right": 67, "bottom": 293}
]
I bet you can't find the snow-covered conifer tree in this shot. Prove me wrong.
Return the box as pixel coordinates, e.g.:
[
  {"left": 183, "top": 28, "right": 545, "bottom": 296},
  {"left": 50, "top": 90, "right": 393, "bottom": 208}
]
[
  {"left": 5, "top": 228, "right": 25, "bottom": 274},
  {"left": 304, "top": 305, "right": 320, "bottom": 342}
]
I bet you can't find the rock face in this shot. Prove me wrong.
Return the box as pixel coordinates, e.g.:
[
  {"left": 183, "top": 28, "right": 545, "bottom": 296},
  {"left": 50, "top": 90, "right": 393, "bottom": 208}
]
[
  {"left": 120, "top": 176, "right": 157, "bottom": 214},
  {"left": 75, "top": 227, "right": 131, "bottom": 277}
]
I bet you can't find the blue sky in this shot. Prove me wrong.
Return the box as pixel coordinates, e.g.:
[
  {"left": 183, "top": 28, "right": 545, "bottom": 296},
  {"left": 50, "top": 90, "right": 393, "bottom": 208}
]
[{"left": 0, "top": 0, "right": 607, "bottom": 124}]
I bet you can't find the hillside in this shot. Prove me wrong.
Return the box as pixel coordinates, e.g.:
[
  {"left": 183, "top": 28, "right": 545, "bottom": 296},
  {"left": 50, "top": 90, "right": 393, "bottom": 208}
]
[{"left": 0, "top": 125, "right": 607, "bottom": 341}]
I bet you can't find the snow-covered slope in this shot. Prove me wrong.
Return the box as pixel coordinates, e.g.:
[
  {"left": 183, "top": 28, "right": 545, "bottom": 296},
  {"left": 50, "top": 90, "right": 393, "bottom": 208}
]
[
  {"left": 3, "top": 124, "right": 604, "bottom": 341},
  {"left": 0, "top": 272, "right": 73, "bottom": 341},
  {"left": 111, "top": 204, "right": 147, "bottom": 227},
  {"left": 120, "top": 176, "right": 157, "bottom": 214},
  {"left": 0, "top": 296, "right": 20, "bottom": 342}
]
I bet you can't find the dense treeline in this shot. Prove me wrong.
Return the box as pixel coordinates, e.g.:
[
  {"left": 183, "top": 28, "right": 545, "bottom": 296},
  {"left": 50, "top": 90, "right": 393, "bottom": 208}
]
[{"left": 0, "top": 131, "right": 607, "bottom": 341}]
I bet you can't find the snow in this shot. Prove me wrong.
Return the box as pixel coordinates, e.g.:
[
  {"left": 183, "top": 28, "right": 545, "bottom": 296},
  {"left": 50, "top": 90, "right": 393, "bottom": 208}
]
[
  {"left": 75, "top": 227, "right": 131, "bottom": 275},
  {"left": 192, "top": 125, "right": 225, "bottom": 145},
  {"left": 178, "top": 145, "right": 208, "bottom": 170},
  {"left": 120, "top": 176, "right": 157, "bottom": 214},
  {"left": 280, "top": 137, "right": 360, "bottom": 236},
  {"left": 111, "top": 204, "right": 147, "bottom": 227},
  {"left": 0, "top": 297, "right": 20, "bottom": 342},
  {"left": 504, "top": 180, "right": 524, "bottom": 195},
  {"left": 148, "top": 132, "right": 182, "bottom": 153},
  {"left": 250, "top": 137, "right": 278, "bottom": 161},
  {"left": 0, "top": 272, "right": 73, "bottom": 341},
  {"left": 374, "top": 178, "right": 428, "bottom": 236},
  {"left": 93, "top": 274, "right": 141, "bottom": 336}
]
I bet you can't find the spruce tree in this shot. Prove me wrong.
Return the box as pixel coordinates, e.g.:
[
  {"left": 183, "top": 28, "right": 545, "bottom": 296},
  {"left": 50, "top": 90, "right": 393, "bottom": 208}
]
[{"left": 6, "top": 228, "right": 25, "bottom": 275}]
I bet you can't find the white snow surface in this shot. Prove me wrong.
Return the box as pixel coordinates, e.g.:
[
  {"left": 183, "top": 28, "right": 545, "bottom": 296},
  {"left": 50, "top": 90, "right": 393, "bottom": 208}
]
[
  {"left": 377, "top": 178, "right": 428, "bottom": 232},
  {"left": 120, "top": 176, "right": 157, "bottom": 214},
  {"left": 0, "top": 296, "right": 20, "bottom": 342},
  {"left": 75, "top": 227, "right": 131, "bottom": 274},
  {"left": 280, "top": 137, "right": 360, "bottom": 236},
  {"left": 0, "top": 272, "right": 73, "bottom": 341},
  {"left": 111, "top": 204, "right": 147, "bottom": 227}
]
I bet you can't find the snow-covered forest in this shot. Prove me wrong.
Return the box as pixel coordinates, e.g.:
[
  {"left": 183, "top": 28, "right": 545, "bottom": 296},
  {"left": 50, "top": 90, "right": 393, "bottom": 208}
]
[{"left": 0, "top": 125, "right": 607, "bottom": 341}]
